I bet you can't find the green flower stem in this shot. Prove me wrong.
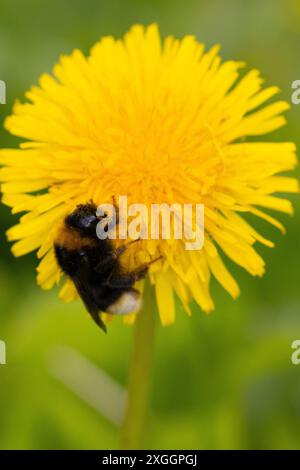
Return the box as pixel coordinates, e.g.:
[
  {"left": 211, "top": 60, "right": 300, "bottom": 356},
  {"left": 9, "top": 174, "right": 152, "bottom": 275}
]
[{"left": 120, "top": 282, "right": 156, "bottom": 450}]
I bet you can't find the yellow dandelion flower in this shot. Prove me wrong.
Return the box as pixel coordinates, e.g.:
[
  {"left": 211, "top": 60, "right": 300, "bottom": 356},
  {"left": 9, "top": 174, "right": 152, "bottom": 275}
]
[{"left": 0, "top": 24, "right": 298, "bottom": 326}]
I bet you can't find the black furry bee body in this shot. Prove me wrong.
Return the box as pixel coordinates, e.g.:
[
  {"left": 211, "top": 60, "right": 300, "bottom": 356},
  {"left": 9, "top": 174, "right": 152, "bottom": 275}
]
[{"left": 54, "top": 202, "right": 158, "bottom": 331}]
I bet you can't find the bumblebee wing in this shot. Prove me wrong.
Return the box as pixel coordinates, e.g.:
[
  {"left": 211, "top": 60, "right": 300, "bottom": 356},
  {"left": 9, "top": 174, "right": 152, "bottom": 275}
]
[
  {"left": 72, "top": 277, "right": 107, "bottom": 332},
  {"left": 71, "top": 255, "right": 107, "bottom": 332}
]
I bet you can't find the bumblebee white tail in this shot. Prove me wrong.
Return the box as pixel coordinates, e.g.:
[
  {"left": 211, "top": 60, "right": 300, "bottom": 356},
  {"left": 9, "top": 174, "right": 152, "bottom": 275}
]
[{"left": 106, "top": 289, "right": 142, "bottom": 315}]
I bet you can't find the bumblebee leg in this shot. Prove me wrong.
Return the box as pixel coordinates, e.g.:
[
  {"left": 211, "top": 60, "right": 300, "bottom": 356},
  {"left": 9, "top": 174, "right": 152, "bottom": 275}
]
[
  {"left": 94, "top": 239, "right": 141, "bottom": 274},
  {"left": 94, "top": 255, "right": 116, "bottom": 273},
  {"left": 114, "top": 238, "right": 141, "bottom": 256},
  {"left": 106, "top": 255, "right": 162, "bottom": 288},
  {"left": 105, "top": 269, "right": 146, "bottom": 288}
]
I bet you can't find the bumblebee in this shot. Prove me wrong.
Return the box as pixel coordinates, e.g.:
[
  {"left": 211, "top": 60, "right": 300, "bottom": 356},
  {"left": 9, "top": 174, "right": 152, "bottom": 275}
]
[{"left": 54, "top": 202, "right": 160, "bottom": 331}]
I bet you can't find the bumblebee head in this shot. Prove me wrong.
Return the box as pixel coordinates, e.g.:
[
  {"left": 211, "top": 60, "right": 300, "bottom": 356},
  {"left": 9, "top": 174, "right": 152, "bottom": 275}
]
[{"left": 65, "top": 203, "right": 99, "bottom": 238}]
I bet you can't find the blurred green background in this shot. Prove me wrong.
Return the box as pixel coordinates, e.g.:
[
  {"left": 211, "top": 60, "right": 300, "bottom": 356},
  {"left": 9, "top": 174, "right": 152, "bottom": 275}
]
[{"left": 1, "top": 0, "right": 300, "bottom": 450}]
